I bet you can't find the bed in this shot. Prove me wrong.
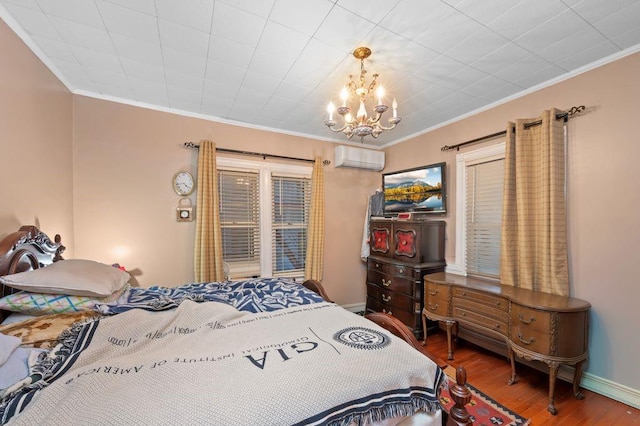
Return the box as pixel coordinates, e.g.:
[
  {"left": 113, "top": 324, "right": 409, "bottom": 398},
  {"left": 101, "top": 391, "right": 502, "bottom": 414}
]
[{"left": 0, "top": 226, "right": 472, "bottom": 426}]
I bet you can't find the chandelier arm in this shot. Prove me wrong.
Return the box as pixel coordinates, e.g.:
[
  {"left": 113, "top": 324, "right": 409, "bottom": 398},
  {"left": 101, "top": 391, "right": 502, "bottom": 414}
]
[
  {"left": 367, "top": 111, "right": 383, "bottom": 125},
  {"left": 325, "top": 122, "right": 352, "bottom": 133},
  {"left": 374, "top": 122, "right": 400, "bottom": 131}
]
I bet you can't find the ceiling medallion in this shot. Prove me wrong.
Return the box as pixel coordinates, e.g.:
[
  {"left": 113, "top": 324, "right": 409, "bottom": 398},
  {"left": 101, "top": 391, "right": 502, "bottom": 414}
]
[{"left": 324, "top": 47, "right": 401, "bottom": 142}]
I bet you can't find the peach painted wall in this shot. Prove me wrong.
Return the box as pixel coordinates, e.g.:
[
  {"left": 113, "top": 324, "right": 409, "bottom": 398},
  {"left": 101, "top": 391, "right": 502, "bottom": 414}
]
[
  {"left": 71, "top": 97, "right": 379, "bottom": 304},
  {"left": 0, "top": 19, "right": 73, "bottom": 247},
  {"left": 385, "top": 52, "right": 640, "bottom": 392}
]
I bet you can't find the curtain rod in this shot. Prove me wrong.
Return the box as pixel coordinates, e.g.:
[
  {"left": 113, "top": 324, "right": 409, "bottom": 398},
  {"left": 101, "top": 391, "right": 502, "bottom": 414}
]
[
  {"left": 183, "top": 142, "right": 331, "bottom": 165},
  {"left": 440, "top": 105, "right": 586, "bottom": 152}
]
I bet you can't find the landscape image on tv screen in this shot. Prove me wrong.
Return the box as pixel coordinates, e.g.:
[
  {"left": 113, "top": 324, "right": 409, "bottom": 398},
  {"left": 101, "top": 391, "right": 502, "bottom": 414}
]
[{"left": 383, "top": 163, "right": 445, "bottom": 214}]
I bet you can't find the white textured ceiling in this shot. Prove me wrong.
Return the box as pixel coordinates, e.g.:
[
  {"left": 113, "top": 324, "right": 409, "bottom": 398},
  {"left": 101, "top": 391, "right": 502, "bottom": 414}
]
[{"left": 2, "top": 0, "right": 639, "bottom": 147}]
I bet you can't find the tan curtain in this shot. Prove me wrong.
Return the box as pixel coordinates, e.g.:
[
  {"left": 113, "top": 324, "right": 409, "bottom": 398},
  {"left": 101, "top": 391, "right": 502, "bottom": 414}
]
[
  {"left": 500, "top": 109, "right": 569, "bottom": 296},
  {"left": 194, "top": 140, "right": 225, "bottom": 282},
  {"left": 304, "top": 156, "right": 325, "bottom": 281}
]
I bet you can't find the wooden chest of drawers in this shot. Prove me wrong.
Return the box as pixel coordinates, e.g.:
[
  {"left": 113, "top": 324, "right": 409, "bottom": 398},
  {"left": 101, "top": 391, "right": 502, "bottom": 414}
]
[
  {"left": 366, "top": 256, "right": 445, "bottom": 338},
  {"left": 423, "top": 272, "right": 591, "bottom": 415},
  {"left": 366, "top": 219, "right": 446, "bottom": 338}
]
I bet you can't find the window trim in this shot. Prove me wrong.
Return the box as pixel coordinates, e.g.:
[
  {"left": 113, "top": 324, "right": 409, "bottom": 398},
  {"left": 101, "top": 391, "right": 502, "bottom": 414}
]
[
  {"left": 216, "top": 156, "right": 312, "bottom": 278},
  {"left": 449, "top": 142, "right": 505, "bottom": 276}
]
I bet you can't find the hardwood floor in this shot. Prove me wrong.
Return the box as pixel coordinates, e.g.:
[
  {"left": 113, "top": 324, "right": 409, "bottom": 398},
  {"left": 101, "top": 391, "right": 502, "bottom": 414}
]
[{"left": 420, "top": 330, "right": 640, "bottom": 425}]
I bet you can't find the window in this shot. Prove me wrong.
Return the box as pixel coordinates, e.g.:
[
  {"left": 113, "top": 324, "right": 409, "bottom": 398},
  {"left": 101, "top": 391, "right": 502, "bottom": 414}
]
[
  {"left": 452, "top": 143, "right": 505, "bottom": 279},
  {"left": 272, "top": 176, "right": 311, "bottom": 278},
  {"left": 218, "top": 169, "right": 261, "bottom": 277},
  {"left": 217, "top": 157, "right": 311, "bottom": 279}
]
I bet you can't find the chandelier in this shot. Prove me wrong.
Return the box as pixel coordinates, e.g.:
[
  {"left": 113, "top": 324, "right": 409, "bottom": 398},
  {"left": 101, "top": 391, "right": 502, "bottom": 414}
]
[{"left": 324, "top": 47, "right": 401, "bottom": 141}]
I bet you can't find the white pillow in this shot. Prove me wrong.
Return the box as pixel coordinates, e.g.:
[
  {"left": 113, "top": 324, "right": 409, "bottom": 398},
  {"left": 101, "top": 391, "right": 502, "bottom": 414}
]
[{"left": 0, "top": 259, "right": 130, "bottom": 297}]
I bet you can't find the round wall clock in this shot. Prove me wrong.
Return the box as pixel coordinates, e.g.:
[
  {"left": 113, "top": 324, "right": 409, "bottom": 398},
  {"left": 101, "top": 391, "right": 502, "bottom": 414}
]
[{"left": 173, "top": 171, "right": 195, "bottom": 196}]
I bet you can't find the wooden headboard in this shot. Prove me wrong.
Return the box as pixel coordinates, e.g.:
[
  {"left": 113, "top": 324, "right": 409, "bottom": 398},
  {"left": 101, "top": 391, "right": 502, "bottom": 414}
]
[{"left": 0, "top": 225, "right": 65, "bottom": 321}]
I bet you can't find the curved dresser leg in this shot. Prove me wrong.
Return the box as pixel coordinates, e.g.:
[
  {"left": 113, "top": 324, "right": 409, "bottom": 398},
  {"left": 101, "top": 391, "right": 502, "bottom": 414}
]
[
  {"left": 445, "top": 320, "right": 455, "bottom": 360},
  {"left": 547, "top": 362, "right": 561, "bottom": 415},
  {"left": 507, "top": 347, "right": 518, "bottom": 385},
  {"left": 421, "top": 312, "right": 428, "bottom": 346},
  {"left": 573, "top": 360, "right": 586, "bottom": 399}
]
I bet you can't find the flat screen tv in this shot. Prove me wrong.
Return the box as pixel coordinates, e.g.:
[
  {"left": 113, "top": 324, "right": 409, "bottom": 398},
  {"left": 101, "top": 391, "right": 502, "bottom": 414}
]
[{"left": 382, "top": 162, "right": 446, "bottom": 215}]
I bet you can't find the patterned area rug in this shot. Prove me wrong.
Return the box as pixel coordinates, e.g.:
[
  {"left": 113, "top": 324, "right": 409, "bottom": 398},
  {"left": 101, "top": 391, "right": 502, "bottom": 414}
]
[{"left": 440, "top": 367, "right": 530, "bottom": 426}]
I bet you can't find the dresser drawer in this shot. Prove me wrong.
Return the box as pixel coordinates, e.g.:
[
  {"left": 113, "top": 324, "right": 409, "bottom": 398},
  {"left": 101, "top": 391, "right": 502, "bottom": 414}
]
[
  {"left": 453, "top": 288, "right": 508, "bottom": 312},
  {"left": 389, "top": 263, "right": 415, "bottom": 278},
  {"left": 424, "top": 282, "right": 450, "bottom": 317},
  {"left": 367, "top": 270, "right": 414, "bottom": 295},
  {"left": 510, "top": 305, "right": 552, "bottom": 354},
  {"left": 511, "top": 305, "right": 551, "bottom": 334},
  {"left": 366, "top": 296, "right": 415, "bottom": 327},
  {"left": 368, "top": 259, "right": 416, "bottom": 278},
  {"left": 366, "top": 283, "right": 414, "bottom": 312},
  {"left": 368, "top": 258, "right": 389, "bottom": 274},
  {"left": 511, "top": 325, "right": 551, "bottom": 354},
  {"left": 453, "top": 306, "right": 508, "bottom": 336},
  {"left": 453, "top": 298, "right": 509, "bottom": 323}
]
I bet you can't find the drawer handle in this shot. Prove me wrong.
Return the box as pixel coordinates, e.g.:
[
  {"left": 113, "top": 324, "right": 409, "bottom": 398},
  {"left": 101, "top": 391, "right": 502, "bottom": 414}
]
[
  {"left": 382, "top": 294, "right": 391, "bottom": 303},
  {"left": 517, "top": 332, "right": 536, "bottom": 345},
  {"left": 495, "top": 324, "right": 500, "bottom": 329},
  {"left": 429, "top": 289, "right": 438, "bottom": 296},
  {"left": 462, "top": 291, "right": 466, "bottom": 296},
  {"left": 428, "top": 303, "right": 438, "bottom": 311},
  {"left": 375, "top": 263, "right": 379, "bottom": 268},
  {"left": 496, "top": 301, "right": 501, "bottom": 306},
  {"left": 398, "top": 268, "right": 405, "bottom": 274},
  {"left": 383, "top": 309, "right": 393, "bottom": 316},
  {"left": 382, "top": 279, "right": 391, "bottom": 287},
  {"left": 461, "top": 312, "right": 466, "bottom": 317},
  {"left": 518, "top": 313, "right": 536, "bottom": 324}
]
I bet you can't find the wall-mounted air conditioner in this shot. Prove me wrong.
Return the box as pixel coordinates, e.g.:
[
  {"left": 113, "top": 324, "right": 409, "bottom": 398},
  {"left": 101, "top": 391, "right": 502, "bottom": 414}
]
[{"left": 334, "top": 145, "right": 385, "bottom": 171}]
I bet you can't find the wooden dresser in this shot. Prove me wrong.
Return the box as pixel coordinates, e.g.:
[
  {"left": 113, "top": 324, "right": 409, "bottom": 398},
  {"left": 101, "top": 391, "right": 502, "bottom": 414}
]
[
  {"left": 365, "top": 219, "right": 446, "bottom": 338},
  {"left": 422, "top": 272, "right": 591, "bottom": 415}
]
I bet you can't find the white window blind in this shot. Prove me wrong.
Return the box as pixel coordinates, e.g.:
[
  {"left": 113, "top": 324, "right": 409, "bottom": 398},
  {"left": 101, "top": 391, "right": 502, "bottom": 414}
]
[
  {"left": 218, "top": 169, "right": 260, "bottom": 278},
  {"left": 465, "top": 158, "right": 504, "bottom": 278},
  {"left": 271, "top": 175, "right": 311, "bottom": 278}
]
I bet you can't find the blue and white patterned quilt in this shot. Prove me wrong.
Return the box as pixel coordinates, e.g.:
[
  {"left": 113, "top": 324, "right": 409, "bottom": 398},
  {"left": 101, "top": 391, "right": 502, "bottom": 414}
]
[{"left": 97, "top": 277, "right": 325, "bottom": 315}]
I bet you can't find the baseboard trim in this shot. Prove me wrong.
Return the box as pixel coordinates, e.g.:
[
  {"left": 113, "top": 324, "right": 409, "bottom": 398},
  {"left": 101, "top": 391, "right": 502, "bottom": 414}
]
[
  {"left": 341, "top": 302, "right": 366, "bottom": 314},
  {"left": 581, "top": 372, "right": 640, "bottom": 410}
]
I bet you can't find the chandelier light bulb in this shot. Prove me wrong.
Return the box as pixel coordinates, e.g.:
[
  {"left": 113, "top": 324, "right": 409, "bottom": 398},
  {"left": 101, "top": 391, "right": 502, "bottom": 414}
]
[
  {"left": 340, "top": 87, "right": 349, "bottom": 107},
  {"left": 376, "top": 86, "right": 385, "bottom": 105},
  {"left": 327, "top": 102, "right": 335, "bottom": 121},
  {"left": 392, "top": 98, "right": 398, "bottom": 118}
]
